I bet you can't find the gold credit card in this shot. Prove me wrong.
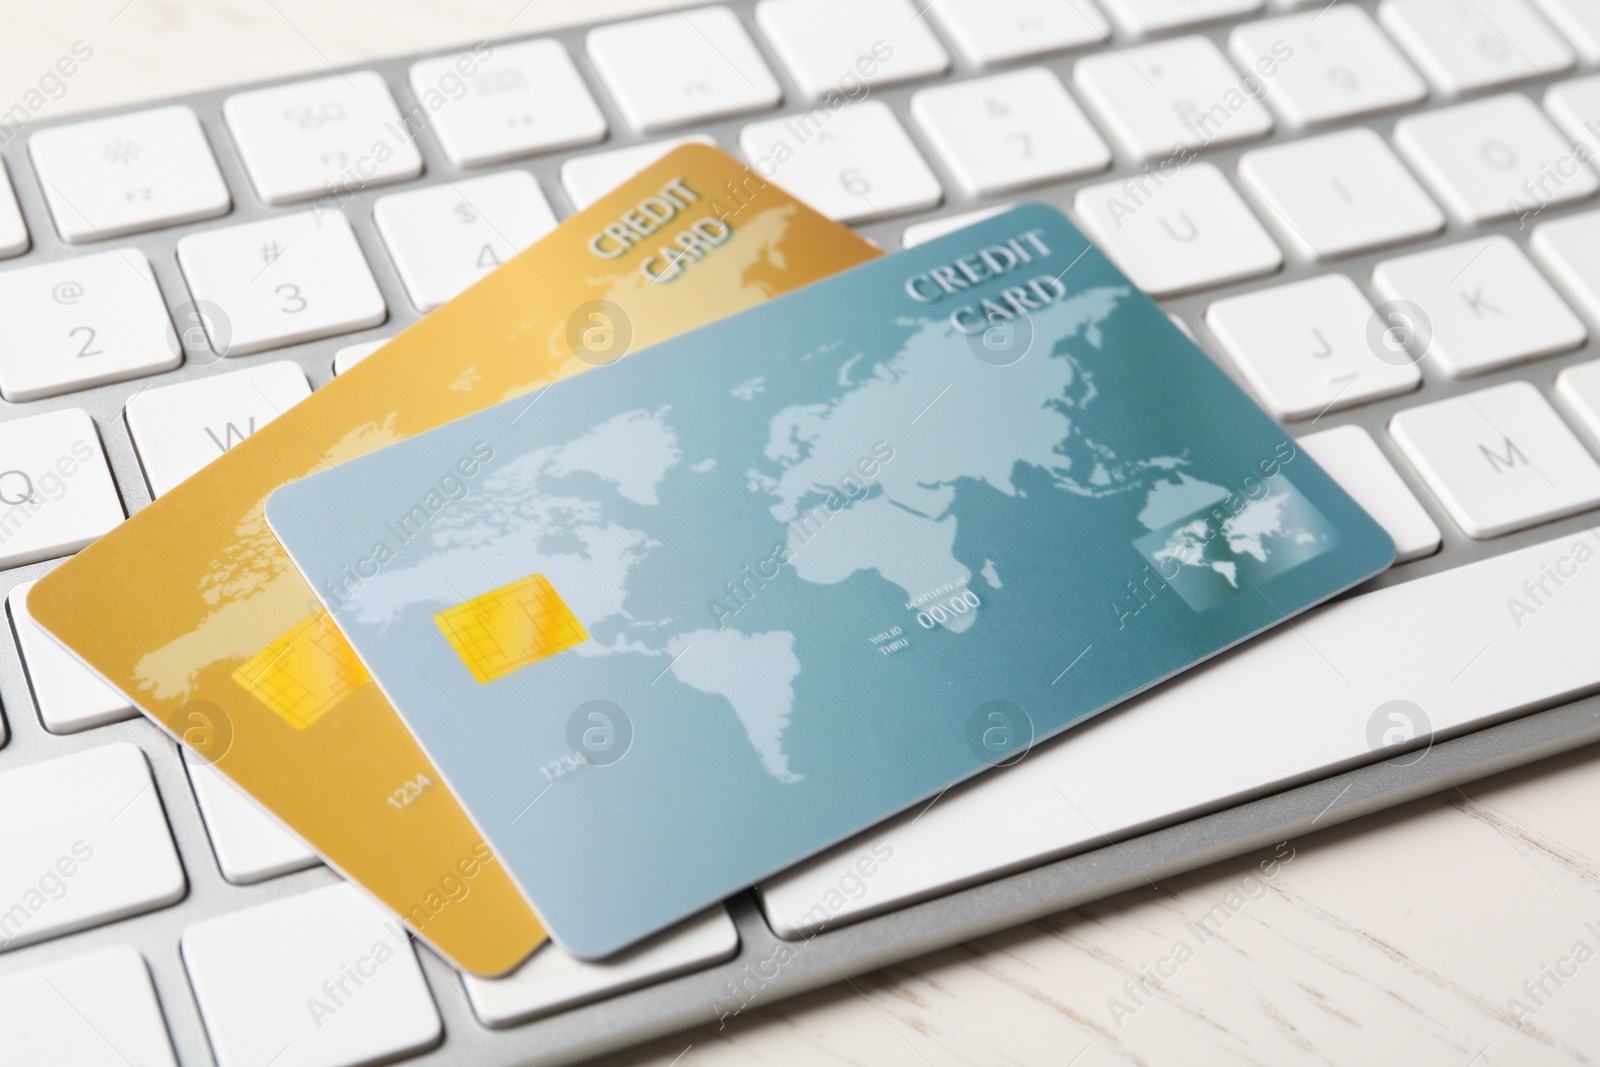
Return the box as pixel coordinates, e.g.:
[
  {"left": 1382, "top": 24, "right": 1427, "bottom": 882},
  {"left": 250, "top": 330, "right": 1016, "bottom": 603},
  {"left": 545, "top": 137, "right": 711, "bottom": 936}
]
[{"left": 30, "top": 145, "right": 880, "bottom": 975}]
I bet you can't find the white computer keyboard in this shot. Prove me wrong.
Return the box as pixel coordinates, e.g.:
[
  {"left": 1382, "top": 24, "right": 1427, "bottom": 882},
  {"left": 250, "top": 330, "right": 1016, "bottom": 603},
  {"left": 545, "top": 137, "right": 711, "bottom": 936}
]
[{"left": 2, "top": 0, "right": 1600, "bottom": 1064}]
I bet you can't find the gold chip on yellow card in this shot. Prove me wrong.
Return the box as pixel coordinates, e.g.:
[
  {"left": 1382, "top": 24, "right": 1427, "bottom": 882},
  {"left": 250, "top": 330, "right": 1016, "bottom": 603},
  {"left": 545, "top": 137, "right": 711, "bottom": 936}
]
[
  {"left": 233, "top": 611, "right": 372, "bottom": 729},
  {"left": 436, "top": 573, "right": 587, "bottom": 684}
]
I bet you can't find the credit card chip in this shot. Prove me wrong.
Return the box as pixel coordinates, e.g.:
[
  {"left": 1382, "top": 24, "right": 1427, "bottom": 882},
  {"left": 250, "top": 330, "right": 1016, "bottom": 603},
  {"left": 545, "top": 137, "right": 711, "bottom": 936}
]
[
  {"left": 435, "top": 573, "right": 587, "bottom": 683},
  {"left": 233, "top": 610, "right": 372, "bottom": 729}
]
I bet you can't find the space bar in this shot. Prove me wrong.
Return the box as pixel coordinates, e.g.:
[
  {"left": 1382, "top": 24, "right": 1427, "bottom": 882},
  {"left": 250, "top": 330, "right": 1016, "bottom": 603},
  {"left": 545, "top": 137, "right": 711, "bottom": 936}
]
[{"left": 760, "top": 529, "right": 1600, "bottom": 936}]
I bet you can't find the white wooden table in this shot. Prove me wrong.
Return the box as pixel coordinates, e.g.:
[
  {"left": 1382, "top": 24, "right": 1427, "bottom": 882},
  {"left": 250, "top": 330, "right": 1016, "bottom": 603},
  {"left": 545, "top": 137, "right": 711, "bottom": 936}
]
[{"left": 3, "top": 3, "right": 1598, "bottom": 1063}]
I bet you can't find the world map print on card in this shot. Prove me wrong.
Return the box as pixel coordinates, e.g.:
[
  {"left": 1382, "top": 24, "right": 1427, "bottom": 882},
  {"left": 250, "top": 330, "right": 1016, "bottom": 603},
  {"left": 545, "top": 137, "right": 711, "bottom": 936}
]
[{"left": 268, "top": 203, "right": 1394, "bottom": 958}]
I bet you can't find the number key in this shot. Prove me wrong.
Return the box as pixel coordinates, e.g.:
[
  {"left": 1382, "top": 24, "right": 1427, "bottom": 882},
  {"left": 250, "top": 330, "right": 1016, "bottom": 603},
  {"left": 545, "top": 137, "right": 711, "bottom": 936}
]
[
  {"left": 176, "top": 212, "right": 386, "bottom": 356},
  {"left": 739, "top": 101, "right": 941, "bottom": 223},
  {"left": 0, "top": 249, "right": 179, "bottom": 401},
  {"left": 373, "top": 171, "right": 557, "bottom": 312},
  {"left": 911, "top": 68, "right": 1111, "bottom": 197}
]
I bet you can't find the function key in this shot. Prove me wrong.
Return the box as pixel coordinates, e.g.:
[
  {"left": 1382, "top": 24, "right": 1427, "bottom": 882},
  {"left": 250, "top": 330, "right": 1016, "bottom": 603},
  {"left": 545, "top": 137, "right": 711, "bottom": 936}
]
[
  {"left": 927, "top": 0, "right": 1109, "bottom": 66},
  {"left": 410, "top": 39, "right": 606, "bottom": 168},
  {"left": 29, "top": 104, "right": 230, "bottom": 241},
  {"left": 589, "top": 6, "right": 782, "bottom": 133},
  {"left": 1097, "top": 0, "right": 1261, "bottom": 36},
  {"left": 223, "top": 70, "right": 423, "bottom": 205},
  {"left": 756, "top": 0, "right": 949, "bottom": 100}
]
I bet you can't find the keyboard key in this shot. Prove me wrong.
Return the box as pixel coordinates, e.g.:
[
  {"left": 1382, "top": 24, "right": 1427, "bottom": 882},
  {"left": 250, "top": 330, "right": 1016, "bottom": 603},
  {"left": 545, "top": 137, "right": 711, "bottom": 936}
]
[
  {"left": 333, "top": 338, "right": 390, "bottom": 375},
  {"left": 589, "top": 6, "right": 781, "bottom": 133},
  {"left": 1555, "top": 360, "right": 1600, "bottom": 446},
  {"left": 186, "top": 760, "right": 318, "bottom": 884},
  {"left": 1544, "top": 75, "right": 1600, "bottom": 160},
  {"left": 755, "top": 0, "right": 950, "bottom": 100},
  {"left": 0, "top": 946, "right": 177, "bottom": 1067},
  {"left": 462, "top": 907, "right": 739, "bottom": 1025},
  {"left": 0, "top": 159, "right": 31, "bottom": 258},
  {"left": 1532, "top": 210, "right": 1600, "bottom": 324},
  {"left": 374, "top": 171, "right": 557, "bottom": 313},
  {"left": 1238, "top": 128, "right": 1444, "bottom": 258},
  {"left": 911, "top": 69, "right": 1111, "bottom": 197},
  {"left": 1073, "top": 36, "right": 1273, "bottom": 161},
  {"left": 740, "top": 101, "right": 942, "bottom": 223},
  {"left": 1075, "top": 162, "right": 1282, "bottom": 296},
  {"left": 176, "top": 211, "right": 387, "bottom": 357},
  {"left": 125, "top": 362, "right": 312, "bottom": 497},
  {"left": 0, "top": 744, "right": 185, "bottom": 951},
  {"left": 1230, "top": 6, "right": 1428, "bottom": 127},
  {"left": 1379, "top": 0, "right": 1575, "bottom": 94},
  {"left": 1098, "top": 0, "right": 1260, "bottom": 36},
  {"left": 223, "top": 70, "right": 424, "bottom": 206},
  {"left": 763, "top": 525, "right": 1600, "bottom": 934},
  {"left": 0, "top": 249, "right": 180, "bottom": 401},
  {"left": 560, "top": 135, "right": 715, "bottom": 211},
  {"left": 1392, "top": 381, "right": 1600, "bottom": 537},
  {"left": 9, "top": 580, "right": 134, "bottom": 734},
  {"left": 28, "top": 104, "right": 230, "bottom": 242},
  {"left": 1298, "top": 425, "right": 1441, "bottom": 561},
  {"left": 1529, "top": 0, "right": 1600, "bottom": 60},
  {"left": 410, "top": 39, "right": 606, "bottom": 168},
  {"left": 927, "top": 0, "right": 1110, "bottom": 66},
  {"left": 1372, "top": 236, "right": 1586, "bottom": 376},
  {"left": 902, "top": 205, "right": 1013, "bottom": 247},
  {"left": 0, "top": 409, "right": 123, "bottom": 569},
  {"left": 183, "top": 883, "right": 441, "bottom": 1067},
  {"left": 1394, "top": 94, "right": 1598, "bottom": 225},
  {"left": 1205, "top": 274, "right": 1421, "bottom": 419}
]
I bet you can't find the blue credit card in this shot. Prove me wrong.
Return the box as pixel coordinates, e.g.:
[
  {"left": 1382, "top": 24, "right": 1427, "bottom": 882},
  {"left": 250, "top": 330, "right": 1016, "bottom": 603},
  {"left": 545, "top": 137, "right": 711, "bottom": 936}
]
[{"left": 266, "top": 203, "right": 1393, "bottom": 958}]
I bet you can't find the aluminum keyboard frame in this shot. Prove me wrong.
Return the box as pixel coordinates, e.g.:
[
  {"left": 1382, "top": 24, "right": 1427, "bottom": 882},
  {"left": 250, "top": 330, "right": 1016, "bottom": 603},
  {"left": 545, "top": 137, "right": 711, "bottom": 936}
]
[{"left": 0, "top": 2, "right": 1597, "bottom": 1063}]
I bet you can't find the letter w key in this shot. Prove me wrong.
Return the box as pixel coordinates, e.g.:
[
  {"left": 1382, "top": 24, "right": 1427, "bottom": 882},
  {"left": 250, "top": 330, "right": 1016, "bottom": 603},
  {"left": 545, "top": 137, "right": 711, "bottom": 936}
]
[{"left": 125, "top": 363, "right": 313, "bottom": 498}]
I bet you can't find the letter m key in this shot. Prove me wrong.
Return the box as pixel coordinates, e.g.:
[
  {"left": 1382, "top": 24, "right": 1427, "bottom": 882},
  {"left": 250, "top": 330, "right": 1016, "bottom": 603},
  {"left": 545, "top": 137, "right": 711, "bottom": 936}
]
[{"left": 1479, "top": 435, "right": 1527, "bottom": 473}]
